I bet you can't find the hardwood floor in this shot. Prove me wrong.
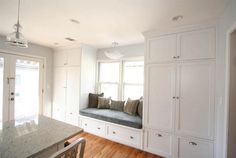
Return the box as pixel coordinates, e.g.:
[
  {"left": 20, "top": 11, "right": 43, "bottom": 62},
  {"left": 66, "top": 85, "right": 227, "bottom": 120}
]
[{"left": 68, "top": 132, "right": 162, "bottom": 158}]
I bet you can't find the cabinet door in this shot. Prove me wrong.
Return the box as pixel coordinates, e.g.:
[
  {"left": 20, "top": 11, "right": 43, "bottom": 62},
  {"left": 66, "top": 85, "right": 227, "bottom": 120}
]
[
  {"left": 146, "top": 64, "right": 176, "bottom": 131},
  {"left": 54, "top": 51, "right": 68, "bottom": 67},
  {"left": 175, "top": 137, "right": 213, "bottom": 158},
  {"left": 66, "top": 67, "right": 80, "bottom": 116},
  {"left": 176, "top": 61, "right": 215, "bottom": 139},
  {"left": 177, "top": 28, "right": 215, "bottom": 60},
  {"left": 67, "top": 48, "right": 81, "bottom": 66},
  {"left": 147, "top": 34, "right": 177, "bottom": 63},
  {"left": 53, "top": 67, "right": 67, "bottom": 121}
]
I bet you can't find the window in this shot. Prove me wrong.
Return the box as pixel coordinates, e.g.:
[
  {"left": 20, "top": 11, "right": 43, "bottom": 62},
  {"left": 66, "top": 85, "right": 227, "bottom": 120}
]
[{"left": 98, "top": 60, "right": 144, "bottom": 100}]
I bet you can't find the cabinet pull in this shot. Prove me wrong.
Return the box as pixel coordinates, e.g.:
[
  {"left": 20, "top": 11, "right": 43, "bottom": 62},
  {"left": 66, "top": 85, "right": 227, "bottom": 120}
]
[
  {"left": 130, "top": 136, "right": 134, "bottom": 139},
  {"left": 84, "top": 123, "right": 87, "bottom": 126},
  {"left": 176, "top": 96, "right": 180, "bottom": 99},
  {"left": 172, "top": 96, "right": 176, "bottom": 99},
  {"left": 97, "top": 127, "right": 101, "bottom": 130},
  {"left": 157, "top": 134, "right": 162, "bottom": 137},
  {"left": 189, "top": 142, "right": 197, "bottom": 146},
  {"left": 113, "top": 131, "right": 116, "bottom": 134},
  {"left": 172, "top": 56, "right": 176, "bottom": 59},
  {"left": 176, "top": 56, "right": 180, "bottom": 59}
]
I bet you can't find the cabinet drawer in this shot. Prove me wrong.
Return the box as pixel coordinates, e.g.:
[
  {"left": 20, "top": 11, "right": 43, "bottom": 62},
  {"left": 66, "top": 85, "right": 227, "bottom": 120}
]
[
  {"left": 145, "top": 129, "right": 172, "bottom": 157},
  {"left": 81, "top": 118, "right": 105, "bottom": 137},
  {"left": 107, "top": 125, "right": 141, "bottom": 148},
  {"left": 175, "top": 137, "right": 213, "bottom": 158}
]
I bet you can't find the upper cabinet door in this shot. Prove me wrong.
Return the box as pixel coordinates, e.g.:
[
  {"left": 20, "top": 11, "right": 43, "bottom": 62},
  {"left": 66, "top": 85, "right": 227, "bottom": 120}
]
[
  {"left": 176, "top": 61, "right": 215, "bottom": 140},
  {"left": 147, "top": 34, "right": 177, "bottom": 63},
  {"left": 54, "top": 51, "right": 68, "bottom": 67},
  {"left": 177, "top": 28, "right": 216, "bottom": 60},
  {"left": 146, "top": 64, "right": 176, "bottom": 131},
  {"left": 67, "top": 48, "right": 81, "bottom": 66}
]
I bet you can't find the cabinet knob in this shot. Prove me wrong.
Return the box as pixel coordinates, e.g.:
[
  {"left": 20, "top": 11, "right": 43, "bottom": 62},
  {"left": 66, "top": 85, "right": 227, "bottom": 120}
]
[
  {"left": 189, "top": 142, "right": 197, "bottom": 146},
  {"left": 176, "top": 56, "right": 180, "bottom": 59},
  {"left": 84, "top": 123, "right": 87, "bottom": 126},
  {"left": 10, "top": 98, "right": 14, "bottom": 101},
  {"left": 176, "top": 96, "right": 180, "bottom": 99},
  {"left": 157, "top": 134, "right": 162, "bottom": 137},
  {"left": 130, "top": 136, "right": 134, "bottom": 139},
  {"left": 172, "top": 56, "right": 176, "bottom": 59},
  {"left": 97, "top": 127, "right": 101, "bottom": 130},
  {"left": 113, "top": 131, "right": 116, "bottom": 134},
  {"left": 172, "top": 96, "right": 176, "bottom": 99}
]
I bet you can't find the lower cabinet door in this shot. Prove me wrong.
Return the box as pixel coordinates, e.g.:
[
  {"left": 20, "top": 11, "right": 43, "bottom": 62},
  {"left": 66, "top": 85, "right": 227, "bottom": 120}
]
[
  {"left": 175, "top": 137, "right": 213, "bottom": 158},
  {"left": 106, "top": 124, "right": 141, "bottom": 149},
  {"left": 80, "top": 117, "right": 105, "bottom": 137},
  {"left": 145, "top": 129, "right": 172, "bottom": 158}
]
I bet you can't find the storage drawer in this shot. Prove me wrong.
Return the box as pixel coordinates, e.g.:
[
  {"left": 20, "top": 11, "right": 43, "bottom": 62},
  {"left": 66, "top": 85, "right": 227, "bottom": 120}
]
[
  {"left": 81, "top": 118, "right": 105, "bottom": 137},
  {"left": 145, "top": 129, "right": 172, "bottom": 157},
  {"left": 107, "top": 124, "right": 141, "bottom": 148},
  {"left": 175, "top": 137, "right": 213, "bottom": 158}
]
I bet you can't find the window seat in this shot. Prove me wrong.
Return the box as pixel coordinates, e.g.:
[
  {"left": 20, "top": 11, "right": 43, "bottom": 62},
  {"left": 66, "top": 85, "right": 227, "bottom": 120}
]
[{"left": 79, "top": 108, "right": 142, "bottom": 129}]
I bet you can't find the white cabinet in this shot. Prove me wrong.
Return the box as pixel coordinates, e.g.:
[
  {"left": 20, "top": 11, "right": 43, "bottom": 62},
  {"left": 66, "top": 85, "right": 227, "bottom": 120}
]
[
  {"left": 176, "top": 61, "right": 215, "bottom": 140},
  {"left": 52, "top": 46, "right": 96, "bottom": 126},
  {"left": 147, "top": 34, "right": 177, "bottom": 63},
  {"left": 144, "top": 26, "right": 216, "bottom": 158},
  {"left": 177, "top": 28, "right": 215, "bottom": 60},
  {"left": 146, "top": 28, "right": 216, "bottom": 64},
  {"left": 174, "top": 137, "right": 213, "bottom": 158},
  {"left": 54, "top": 48, "right": 81, "bottom": 67},
  {"left": 146, "top": 64, "right": 175, "bottom": 131},
  {"left": 145, "top": 129, "right": 173, "bottom": 158}
]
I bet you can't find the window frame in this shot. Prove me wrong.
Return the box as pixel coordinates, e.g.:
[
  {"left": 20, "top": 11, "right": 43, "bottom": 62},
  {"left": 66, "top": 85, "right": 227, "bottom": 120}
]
[{"left": 97, "top": 57, "right": 144, "bottom": 100}]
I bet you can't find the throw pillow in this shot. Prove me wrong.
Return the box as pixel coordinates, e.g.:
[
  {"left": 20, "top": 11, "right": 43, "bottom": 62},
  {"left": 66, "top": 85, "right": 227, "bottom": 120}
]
[
  {"left": 137, "top": 97, "right": 143, "bottom": 118},
  {"left": 97, "top": 97, "right": 111, "bottom": 109},
  {"left": 88, "top": 93, "right": 104, "bottom": 108},
  {"left": 110, "top": 100, "right": 125, "bottom": 111},
  {"left": 124, "top": 98, "right": 139, "bottom": 116}
]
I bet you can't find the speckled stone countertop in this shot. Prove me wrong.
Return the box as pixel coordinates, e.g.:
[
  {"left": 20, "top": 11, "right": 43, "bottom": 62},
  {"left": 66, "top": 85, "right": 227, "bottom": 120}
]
[{"left": 0, "top": 115, "right": 83, "bottom": 158}]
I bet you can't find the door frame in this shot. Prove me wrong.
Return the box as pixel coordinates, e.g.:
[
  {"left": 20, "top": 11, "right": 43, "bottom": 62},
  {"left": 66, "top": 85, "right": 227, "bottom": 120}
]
[
  {"left": 0, "top": 50, "right": 46, "bottom": 121},
  {"left": 224, "top": 21, "right": 236, "bottom": 158}
]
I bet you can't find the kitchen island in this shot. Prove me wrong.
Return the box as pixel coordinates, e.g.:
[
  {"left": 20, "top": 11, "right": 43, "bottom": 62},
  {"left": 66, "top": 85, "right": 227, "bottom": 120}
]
[{"left": 0, "top": 115, "right": 83, "bottom": 158}]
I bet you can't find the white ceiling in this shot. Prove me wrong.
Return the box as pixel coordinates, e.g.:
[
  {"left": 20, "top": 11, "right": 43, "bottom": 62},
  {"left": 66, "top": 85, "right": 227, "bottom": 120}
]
[{"left": 0, "top": 0, "right": 230, "bottom": 48}]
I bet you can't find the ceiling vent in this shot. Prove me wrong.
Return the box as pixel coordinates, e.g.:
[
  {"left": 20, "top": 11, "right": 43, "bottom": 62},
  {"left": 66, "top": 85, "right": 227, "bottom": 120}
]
[{"left": 65, "top": 37, "right": 76, "bottom": 42}]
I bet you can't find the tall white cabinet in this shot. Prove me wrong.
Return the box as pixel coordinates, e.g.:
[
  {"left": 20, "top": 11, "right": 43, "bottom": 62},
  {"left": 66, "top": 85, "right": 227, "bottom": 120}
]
[
  {"left": 52, "top": 45, "right": 96, "bottom": 126},
  {"left": 143, "top": 26, "right": 216, "bottom": 158}
]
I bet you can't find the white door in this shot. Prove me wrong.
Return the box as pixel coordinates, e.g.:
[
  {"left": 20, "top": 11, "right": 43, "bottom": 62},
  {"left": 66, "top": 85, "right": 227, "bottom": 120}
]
[
  {"left": 175, "top": 61, "right": 215, "bottom": 140},
  {"left": 147, "top": 34, "right": 177, "bottom": 63},
  {"left": 52, "top": 67, "right": 67, "bottom": 121},
  {"left": 65, "top": 67, "right": 80, "bottom": 126},
  {"left": 146, "top": 63, "right": 176, "bottom": 131},
  {"left": 0, "top": 53, "right": 44, "bottom": 122}
]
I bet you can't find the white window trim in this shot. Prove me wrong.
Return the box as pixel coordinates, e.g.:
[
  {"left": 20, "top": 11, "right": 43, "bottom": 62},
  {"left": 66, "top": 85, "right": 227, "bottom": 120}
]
[{"left": 96, "top": 56, "right": 144, "bottom": 100}]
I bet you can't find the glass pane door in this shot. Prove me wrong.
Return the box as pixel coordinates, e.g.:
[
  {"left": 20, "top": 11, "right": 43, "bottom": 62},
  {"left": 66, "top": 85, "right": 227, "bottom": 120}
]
[{"left": 13, "top": 59, "right": 41, "bottom": 120}]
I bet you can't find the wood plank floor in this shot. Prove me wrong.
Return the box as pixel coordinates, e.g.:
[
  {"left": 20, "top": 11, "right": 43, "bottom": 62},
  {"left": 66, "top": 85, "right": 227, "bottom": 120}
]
[{"left": 68, "top": 132, "right": 163, "bottom": 158}]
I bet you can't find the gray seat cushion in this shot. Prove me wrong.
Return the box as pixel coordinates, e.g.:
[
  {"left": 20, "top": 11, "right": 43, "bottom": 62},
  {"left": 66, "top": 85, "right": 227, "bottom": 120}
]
[{"left": 79, "top": 108, "right": 142, "bottom": 129}]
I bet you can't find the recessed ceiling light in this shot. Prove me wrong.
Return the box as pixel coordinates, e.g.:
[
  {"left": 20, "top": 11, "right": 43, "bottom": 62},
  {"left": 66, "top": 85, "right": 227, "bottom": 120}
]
[
  {"left": 172, "top": 15, "right": 183, "bottom": 22},
  {"left": 65, "top": 37, "right": 76, "bottom": 42},
  {"left": 70, "top": 19, "right": 80, "bottom": 24}
]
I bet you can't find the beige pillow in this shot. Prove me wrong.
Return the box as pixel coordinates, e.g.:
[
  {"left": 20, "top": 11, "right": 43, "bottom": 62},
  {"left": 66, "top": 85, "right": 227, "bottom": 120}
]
[
  {"left": 110, "top": 100, "right": 125, "bottom": 111},
  {"left": 97, "top": 97, "right": 111, "bottom": 109},
  {"left": 124, "top": 98, "right": 139, "bottom": 116},
  {"left": 88, "top": 93, "right": 104, "bottom": 108}
]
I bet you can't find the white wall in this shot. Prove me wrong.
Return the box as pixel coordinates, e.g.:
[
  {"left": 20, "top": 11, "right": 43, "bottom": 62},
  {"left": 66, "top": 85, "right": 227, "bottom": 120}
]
[
  {"left": 97, "top": 43, "right": 144, "bottom": 60},
  {"left": 228, "top": 31, "right": 236, "bottom": 158},
  {"left": 216, "top": 0, "right": 236, "bottom": 157},
  {"left": 0, "top": 35, "right": 53, "bottom": 117}
]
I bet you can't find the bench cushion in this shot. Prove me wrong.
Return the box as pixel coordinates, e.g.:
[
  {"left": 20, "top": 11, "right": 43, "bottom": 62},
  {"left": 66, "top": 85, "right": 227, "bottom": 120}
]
[{"left": 79, "top": 108, "right": 142, "bottom": 129}]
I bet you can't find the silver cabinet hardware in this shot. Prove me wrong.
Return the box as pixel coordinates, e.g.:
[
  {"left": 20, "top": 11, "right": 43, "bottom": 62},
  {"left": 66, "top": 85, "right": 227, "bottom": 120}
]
[
  {"left": 173, "top": 96, "right": 176, "bottom": 99},
  {"left": 189, "top": 142, "right": 197, "bottom": 146},
  {"left": 157, "top": 134, "right": 162, "bottom": 137},
  {"left": 97, "top": 127, "right": 101, "bottom": 130},
  {"left": 113, "top": 131, "right": 116, "bottom": 134},
  {"left": 130, "top": 136, "right": 134, "bottom": 139}
]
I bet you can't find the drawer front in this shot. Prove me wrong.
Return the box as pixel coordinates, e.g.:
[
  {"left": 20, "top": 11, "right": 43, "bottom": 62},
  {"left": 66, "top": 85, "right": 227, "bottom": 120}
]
[
  {"left": 175, "top": 137, "right": 213, "bottom": 158},
  {"left": 107, "top": 125, "right": 141, "bottom": 148},
  {"left": 145, "top": 129, "right": 172, "bottom": 157},
  {"left": 81, "top": 118, "right": 105, "bottom": 137}
]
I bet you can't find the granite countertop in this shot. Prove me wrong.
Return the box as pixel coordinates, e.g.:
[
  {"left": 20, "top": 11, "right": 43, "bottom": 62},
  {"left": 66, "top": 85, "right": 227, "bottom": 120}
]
[{"left": 0, "top": 115, "right": 83, "bottom": 158}]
